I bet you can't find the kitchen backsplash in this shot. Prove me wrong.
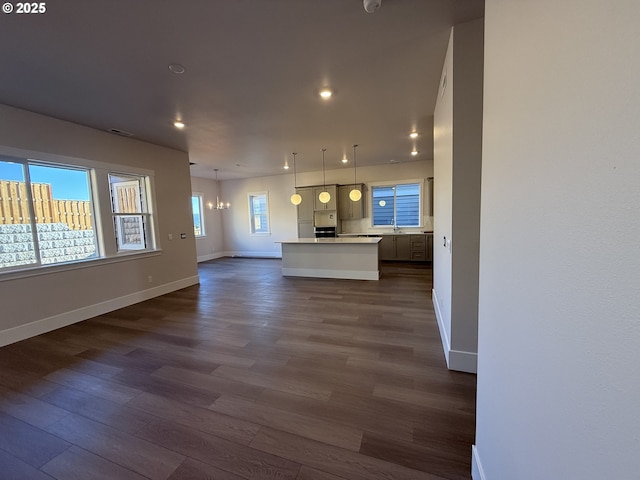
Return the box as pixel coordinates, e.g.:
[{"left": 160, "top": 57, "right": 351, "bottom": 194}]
[{"left": 341, "top": 216, "right": 433, "bottom": 234}]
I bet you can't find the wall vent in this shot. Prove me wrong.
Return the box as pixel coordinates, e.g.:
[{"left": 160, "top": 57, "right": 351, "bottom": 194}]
[{"left": 108, "top": 128, "right": 134, "bottom": 137}]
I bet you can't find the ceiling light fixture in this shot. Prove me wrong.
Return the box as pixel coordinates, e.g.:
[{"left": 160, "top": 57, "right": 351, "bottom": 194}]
[
  {"left": 319, "top": 88, "right": 333, "bottom": 99},
  {"left": 174, "top": 120, "right": 185, "bottom": 129},
  {"left": 283, "top": 157, "right": 290, "bottom": 170},
  {"left": 318, "top": 148, "right": 331, "bottom": 204},
  {"left": 214, "top": 169, "right": 230, "bottom": 210},
  {"left": 411, "top": 149, "right": 419, "bottom": 156},
  {"left": 341, "top": 154, "right": 349, "bottom": 164},
  {"left": 409, "top": 131, "right": 419, "bottom": 139},
  {"left": 349, "top": 144, "right": 362, "bottom": 202},
  {"left": 168, "top": 63, "right": 186, "bottom": 74},
  {"left": 290, "top": 152, "right": 302, "bottom": 206}
]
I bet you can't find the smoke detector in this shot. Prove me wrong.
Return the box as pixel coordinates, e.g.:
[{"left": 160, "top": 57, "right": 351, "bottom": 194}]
[{"left": 363, "top": 0, "right": 381, "bottom": 13}]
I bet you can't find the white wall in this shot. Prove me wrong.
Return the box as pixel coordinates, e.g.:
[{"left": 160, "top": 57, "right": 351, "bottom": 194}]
[
  {"left": 190, "top": 176, "right": 225, "bottom": 262},
  {"left": 433, "top": 30, "right": 454, "bottom": 358},
  {"left": 474, "top": 1, "right": 640, "bottom": 479},
  {"left": 433, "top": 19, "right": 484, "bottom": 374},
  {"left": 0, "top": 105, "right": 199, "bottom": 346},
  {"left": 218, "top": 160, "right": 433, "bottom": 256}
]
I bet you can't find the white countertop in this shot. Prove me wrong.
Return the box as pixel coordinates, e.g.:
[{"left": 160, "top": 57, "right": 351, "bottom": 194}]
[{"left": 278, "top": 237, "right": 382, "bottom": 244}]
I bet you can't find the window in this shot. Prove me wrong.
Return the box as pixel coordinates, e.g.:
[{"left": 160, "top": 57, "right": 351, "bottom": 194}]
[
  {"left": 0, "top": 158, "right": 98, "bottom": 270},
  {"left": 372, "top": 182, "right": 421, "bottom": 227},
  {"left": 109, "top": 173, "right": 154, "bottom": 251},
  {"left": 249, "top": 192, "right": 270, "bottom": 234},
  {"left": 1, "top": 152, "right": 158, "bottom": 275},
  {"left": 192, "top": 194, "right": 205, "bottom": 237}
]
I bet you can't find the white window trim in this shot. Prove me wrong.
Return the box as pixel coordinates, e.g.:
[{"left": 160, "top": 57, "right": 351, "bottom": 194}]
[
  {"left": 248, "top": 191, "right": 271, "bottom": 236},
  {"left": 192, "top": 192, "right": 206, "bottom": 238}
]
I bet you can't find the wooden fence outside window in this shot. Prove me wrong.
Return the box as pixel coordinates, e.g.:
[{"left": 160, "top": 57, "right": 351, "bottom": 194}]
[{"left": 0, "top": 180, "right": 93, "bottom": 231}]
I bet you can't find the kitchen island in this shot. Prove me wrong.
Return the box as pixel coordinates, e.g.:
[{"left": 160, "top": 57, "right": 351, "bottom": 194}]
[{"left": 277, "top": 237, "right": 382, "bottom": 280}]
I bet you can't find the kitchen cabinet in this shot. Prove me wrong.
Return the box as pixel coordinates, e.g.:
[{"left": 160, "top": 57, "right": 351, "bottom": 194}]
[
  {"left": 379, "top": 235, "right": 395, "bottom": 260},
  {"left": 338, "top": 184, "right": 365, "bottom": 220},
  {"left": 298, "top": 221, "right": 314, "bottom": 238},
  {"left": 380, "top": 234, "right": 410, "bottom": 261},
  {"left": 313, "top": 185, "right": 337, "bottom": 211},
  {"left": 296, "top": 187, "right": 314, "bottom": 221},
  {"left": 379, "top": 234, "right": 432, "bottom": 262},
  {"left": 296, "top": 187, "right": 314, "bottom": 237},
  {"left": 410, "top": 234, "right": 426, "bottom": 261}
]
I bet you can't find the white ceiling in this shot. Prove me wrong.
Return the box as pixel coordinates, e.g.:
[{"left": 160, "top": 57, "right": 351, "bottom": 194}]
[{"left": 0, "top": 0, "right": 483, "bottom": 179}]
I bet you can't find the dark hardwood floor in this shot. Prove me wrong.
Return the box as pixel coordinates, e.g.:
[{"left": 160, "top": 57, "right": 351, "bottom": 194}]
[{"left": 0, "top": 258, "right": 476, "bottom": 480}]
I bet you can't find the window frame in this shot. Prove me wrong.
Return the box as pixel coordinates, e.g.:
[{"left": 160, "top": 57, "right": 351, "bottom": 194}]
[
  {"left": 192, "top": 193, "right": 205, "bottom": 238},
  {"left": 0, "top": 147, "right": 160, "bottom": 280},
  {"left": 370, "top": 179, "right": 424, "bottom": 228},
  {"left": 248, "top": 191, "right": 271, "bottom": 236}
]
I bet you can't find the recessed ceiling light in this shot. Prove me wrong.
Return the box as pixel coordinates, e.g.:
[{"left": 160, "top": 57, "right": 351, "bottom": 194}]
[
  {"left": 319, "top": 88, "right": 333, "bottom": 99},
  {"left": 411, "top": 150, "right": 419, "bottom": 156},
  {"left": 174, "top": 120, "right": 185, "bottom": 129},
  {"left": 168, "top": 63, "right": 186, "bottom": 74},
  {"left": 341, "top": 155, "right": 349, "bottom": 164},
  {"left": 409, "top": 131, "right": 419, "bottom": 139}
]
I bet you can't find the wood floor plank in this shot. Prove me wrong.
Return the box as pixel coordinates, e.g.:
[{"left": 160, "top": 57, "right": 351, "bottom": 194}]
[
  {"left": 152, "top": 365, "right": 265, "bottom": 400},
  {"left": 359, "top": 432, "right": 472, "bottom": 480},
  {"left": 0, "top": 384, "right": 69, "bottom": 429},
  {"left": 44, "top": 413, "right": 185, "bottom": 480},
  {"left": 210, "top": 394, "right": 363, "bottom": 451},
  {"left": 296, "top": 466, "right": 348, "bottom": 480},
  {"left": 0, "top": 448, "right": 55, "bottom": 480},
  {"left": 43, "top": 368, "right": 142, "bottom": 405},
  {"left": 250, "top": 427, "right": 446, "bottom": 480},
  {"left": 127, "top": 392, "right": 260, "bottom": 445},
  {"left": 134, "top": 416, "right": 301, "bottom": 480},
  {"left": 167, "top": 457, "right": 246, "bottom": 480},
  {"left": 0, "top": 411, "right": 71, "bottom": 469},
  {"left": 212, "top": 365, "right": 333, "bottom": 401},
  {"left": 41, "top": 446, "right": 149, "bottom": 480}
]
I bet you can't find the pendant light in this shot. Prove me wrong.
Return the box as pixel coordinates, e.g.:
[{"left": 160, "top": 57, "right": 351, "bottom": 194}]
[
  {"left": 349, "top": 144, "right": 362, "bottom": 202},
  {"left": 214, "top": 169, "right": 230, "bottom": 210},
  {"left": 290, "top": 152, "right": 302, "bottom": 206},
  {"left": 318, "top": 148, "right": 331, "bottom": 204}
]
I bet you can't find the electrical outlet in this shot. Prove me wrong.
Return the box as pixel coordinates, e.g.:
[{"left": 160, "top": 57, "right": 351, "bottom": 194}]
[
  {"left": 147, "top": 276, "right": 153, "bottom": 283},
  {"left": 168, "top": 233, "right": 173, "bottom": 240}
]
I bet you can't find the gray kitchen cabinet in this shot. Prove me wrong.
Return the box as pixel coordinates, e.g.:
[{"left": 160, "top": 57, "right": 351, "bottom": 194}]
[
  {"left": 313, "top": 185, "right": 337, "bottom": 211},
  {"left": 379, "top": 235, "right": 395, "bottom": 260},
  {"left": 410, "top": 234, "right": 427, "bottom": 261},
  {"left": 296, "top": 187, "right": 314, "bottom": 221},
  {"left": 395, "top": 235, "right": 411, "bottom": 260},
  {"left": 296, "top": 187, "right": 314, "bottom": 238},
  {"left": 298, "top": 221, "right": 314, "bottom": 238},
  {"left": 338, "top": 184, "right": 364, "bottom": 220},
  {"left": 379, "top": 234, "right": 431, "bottom": 262}
]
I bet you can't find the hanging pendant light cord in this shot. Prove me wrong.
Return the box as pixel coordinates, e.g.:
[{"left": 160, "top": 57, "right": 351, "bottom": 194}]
[
  {"left": 292, "top": 152, "right": 298, "bottom": 188},
  {"left": 322, "top": 148, "right": 327, "bottom": 188},
  {"left": 353, "top": 144, "right": 358, "bottom": 187}
]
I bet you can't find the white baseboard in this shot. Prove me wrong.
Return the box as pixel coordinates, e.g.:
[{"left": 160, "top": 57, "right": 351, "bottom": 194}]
[
  {"left": 449, "top": 349, "right": 478, "bottom": 374},
  {"left": 432, "top": 288, "right": 450, "bottom": 364},
  {"left": 197, "top": 252, "right": 225, "bottom": 263},
  {"left": 0, "top": 275, "right": 200, "bottom": 348},
  {"left": 432, "top": 288, "right": 478, "bottom": 374},
  {"left": 229, "top": 251, "right": 282, "bottom": 259},
  {"left": 472, "top": 445, "right": 487, "bottom": 480},
  {"left": 282, "top": 267, "right": 379, "bottom": 281}
]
